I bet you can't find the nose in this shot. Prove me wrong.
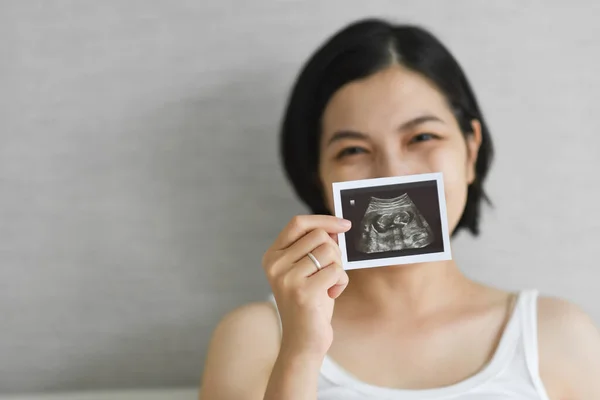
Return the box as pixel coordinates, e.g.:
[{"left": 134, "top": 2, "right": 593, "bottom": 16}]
[{"left": 374, "top": 152, "right": 417, "bottom": 178}]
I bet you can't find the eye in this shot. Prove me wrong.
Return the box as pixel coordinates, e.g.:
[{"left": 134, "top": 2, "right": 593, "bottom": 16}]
[
  {"left": 336, "top": 146, "right": 368, "bottom": 159},
  {"left": 410, "top": 133, "right": 439, "bottom": 143}
]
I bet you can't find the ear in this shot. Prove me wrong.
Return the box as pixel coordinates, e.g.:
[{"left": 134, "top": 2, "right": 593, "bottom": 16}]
[{"left": 466, "top": 119, "right": 483, "bottom": 185}]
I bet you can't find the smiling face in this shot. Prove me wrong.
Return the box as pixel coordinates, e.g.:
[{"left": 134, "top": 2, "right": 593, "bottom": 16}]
[{"left": 319, "top": 65, "right": 482, "bottom": 235}]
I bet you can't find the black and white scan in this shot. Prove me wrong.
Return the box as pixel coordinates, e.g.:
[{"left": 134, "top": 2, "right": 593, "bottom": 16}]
[{"left": 356, "top": 193, "right": 433, "bottom": 254}]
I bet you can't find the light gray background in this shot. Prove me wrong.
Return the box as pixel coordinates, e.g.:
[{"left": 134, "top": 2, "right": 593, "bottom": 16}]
[{"left": 1, "top": 0, "right": 599, "bottom": 394}]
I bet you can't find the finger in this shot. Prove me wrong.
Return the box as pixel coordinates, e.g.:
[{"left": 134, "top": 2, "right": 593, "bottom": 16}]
[
  {"left": 329, "top": 233, "right": 339, "bottom": 244},
  {"left": 306, "top": 242, "right": 341, "bottom": 272},
  {"left": 283, "top": 228, "right": 341, "bottom": 264},
  {"left": 286, "top": 243, "right": 341, "bottom": 280},
  {"left": 265, "top": 235, "right": 340, "bottom": 279},
  {"left": 272, "top": 215, "right": 351, "bottom": 250},
  {"left": 306, "top": 263, "right": 349, "bottom": 299},
  {"left": 285, "top": 257, "right": 322, "bottom": 281},
  {"left": 327, "top": 268, "right": 349, "bottom": 299}
]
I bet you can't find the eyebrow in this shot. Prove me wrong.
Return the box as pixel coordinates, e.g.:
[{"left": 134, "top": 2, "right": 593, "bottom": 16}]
[
  {"left": 326, "top": 114, "right": 445, "bottom": 147},
  {"left": 399, "top": 114, "right": 445, "bottom": 131}
]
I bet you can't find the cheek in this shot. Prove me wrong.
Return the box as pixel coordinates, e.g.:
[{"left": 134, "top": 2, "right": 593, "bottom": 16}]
[
  {"left": 444, "top": 174, "right": 469, "bottom": 231},
  {"left": 319, "top": 163, "right": 336, "bottom": 214},
  {"left": 433, "top": 148, "right": 470, "bottom": 231}
]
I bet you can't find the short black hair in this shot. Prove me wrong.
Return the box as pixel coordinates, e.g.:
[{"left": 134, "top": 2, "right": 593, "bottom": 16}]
[{"left": 280, "top": 18, "right": 493, "bottom": 236}]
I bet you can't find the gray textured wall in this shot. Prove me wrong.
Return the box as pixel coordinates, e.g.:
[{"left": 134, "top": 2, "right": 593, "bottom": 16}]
[{"left": 1, "top": 0, "right": 599, "bottom": 394}]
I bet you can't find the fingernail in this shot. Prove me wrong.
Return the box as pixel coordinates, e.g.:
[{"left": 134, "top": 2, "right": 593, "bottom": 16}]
[{"left": 339, "top": 218, "right": 351, "bottom": 227}]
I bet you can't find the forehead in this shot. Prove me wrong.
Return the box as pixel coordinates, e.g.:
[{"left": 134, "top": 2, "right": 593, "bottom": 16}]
[{"left": 321, "top": 65, "right": 451, "bottom": 134}]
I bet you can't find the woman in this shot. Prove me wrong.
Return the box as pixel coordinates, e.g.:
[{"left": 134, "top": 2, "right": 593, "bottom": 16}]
[{"left": 200, "top": 19, "right": 600, "bottom": 400}]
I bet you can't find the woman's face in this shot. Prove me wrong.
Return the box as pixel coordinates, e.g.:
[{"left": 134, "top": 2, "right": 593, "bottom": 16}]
[{"left": 319, "top": 65, "right": 482, "bottom": 234}]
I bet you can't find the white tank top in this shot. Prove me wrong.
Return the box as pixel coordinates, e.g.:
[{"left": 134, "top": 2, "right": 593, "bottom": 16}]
[{"left": 268, "top": 289, "right": 551, "bottom": 400}]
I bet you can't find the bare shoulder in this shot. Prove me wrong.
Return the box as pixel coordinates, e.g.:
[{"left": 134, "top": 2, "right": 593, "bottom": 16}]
[
  {"left": 537, "top": 295, "right": 600, "bottom": 400},
  {"left": 212, "top": 301, "right": 281, "bottom": 342},
  {"left": 200, "top": 301, "right": 281, "bottom": 400},
  {"left": 537, "top": 295, "right": 599, "bottom": 343}
]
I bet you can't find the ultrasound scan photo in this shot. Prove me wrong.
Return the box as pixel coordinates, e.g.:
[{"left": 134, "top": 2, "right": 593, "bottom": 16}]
[
  {"left": 333, "top": 173, "right": 452, "bottom": 270},
  {"left": 356, "top": 193, "right": 434, "bottom": 254}
]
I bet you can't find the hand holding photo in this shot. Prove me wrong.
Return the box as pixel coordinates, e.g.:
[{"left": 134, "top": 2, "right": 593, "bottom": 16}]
[{"left": 332, "top": 172, "right": 452, "bottom": 270}]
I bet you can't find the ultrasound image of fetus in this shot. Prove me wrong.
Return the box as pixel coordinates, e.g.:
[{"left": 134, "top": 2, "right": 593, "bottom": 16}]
[{"left": 356, "top": 193, "right": 433, "bottom": 254}]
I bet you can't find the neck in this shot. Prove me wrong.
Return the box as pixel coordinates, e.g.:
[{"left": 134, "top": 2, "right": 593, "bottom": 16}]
[{"left": 341, "top": 259, "right": 477, "bottom": 317}]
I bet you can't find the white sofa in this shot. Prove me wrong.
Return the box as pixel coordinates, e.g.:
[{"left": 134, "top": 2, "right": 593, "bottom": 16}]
[{"left": 0, "top": 388, "right": 198, "bottom": 400}]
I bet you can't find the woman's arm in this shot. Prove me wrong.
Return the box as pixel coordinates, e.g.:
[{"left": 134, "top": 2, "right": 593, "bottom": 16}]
[
  {"left": 199, "top": 302, "right": 279, "bottom": 400},
  {"left": 201, "top": 215, "right": 350, "bottom": 400},
  {"left": 263, "top": 346, "right": 323, "bottom": 400},
  {"left": 538, "top": 297, "right": 600, "bottom": 400},
  {"left": 199, "top": 302, "right": 321, "bottom": 400}
]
